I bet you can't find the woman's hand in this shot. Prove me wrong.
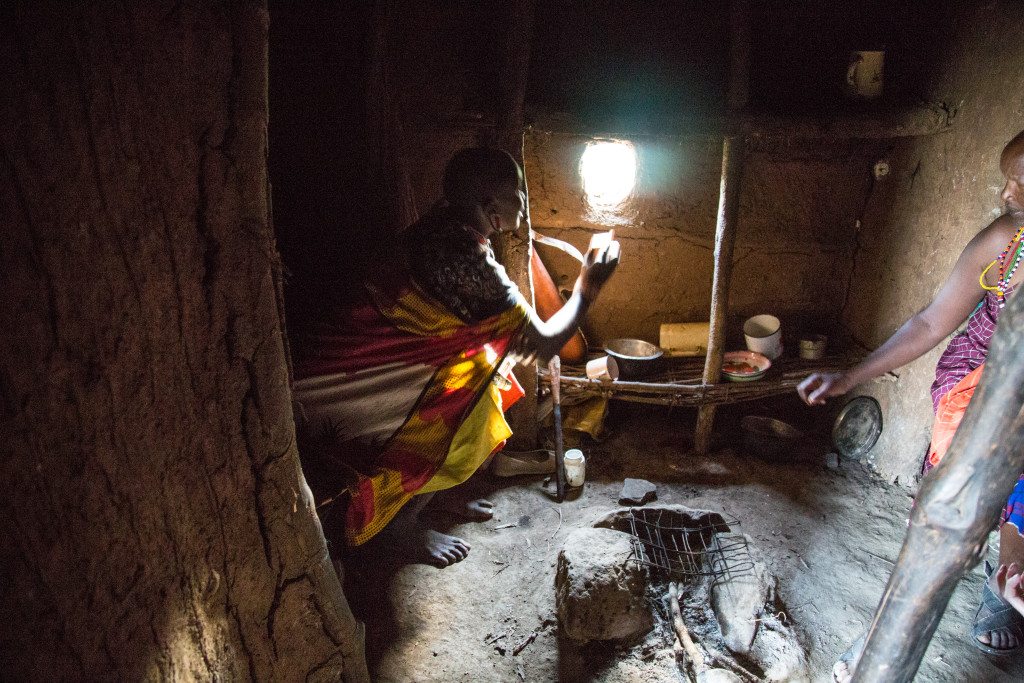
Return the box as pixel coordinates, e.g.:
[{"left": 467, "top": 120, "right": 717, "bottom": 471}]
[
  {"left": 997, "top": 563, "right": 1024, "bottom": 616},
  {"left": 577, "top": 238, "right": 620, "bottom": 303},
  {"left": 797, "top": 372, "right": 851, "bottom": 406}
]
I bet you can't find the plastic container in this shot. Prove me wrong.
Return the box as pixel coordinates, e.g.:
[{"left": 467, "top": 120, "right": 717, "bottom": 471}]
[
  {"left": 659, "top": 322, "right": 710, "bottom": 357},
  {"left": 563, "top": 449, "right": 586, "bottom": 487},
  {"left": 585, "top": 355, "right": 619, "bottom": 381}
]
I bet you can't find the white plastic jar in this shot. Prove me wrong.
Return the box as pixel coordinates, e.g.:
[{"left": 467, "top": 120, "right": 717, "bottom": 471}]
[{"left": 563, "top": 449, "right": 586, "bottom": 487}]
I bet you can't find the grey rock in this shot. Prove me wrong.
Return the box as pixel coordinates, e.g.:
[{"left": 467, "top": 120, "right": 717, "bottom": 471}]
[
  {"left": 825, "top": 452, "right": 841, "bottom": 470},
  {"left": 748, "top": 611, "right": 811, "bottom": 682},
  {"left": 619, "top": 478, "right": 657, "bottom": 505},
  {"left": 555, "top": 528, "right": 652, "bottom": 642},
  {"left": 698, "top": 670, "right": 744, "bottom": 683},
  {"left": 710, "top": 533, "right": 772, "bottom": 655}
]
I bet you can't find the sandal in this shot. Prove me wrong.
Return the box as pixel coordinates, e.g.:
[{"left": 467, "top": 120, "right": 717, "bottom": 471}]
[
  {"left": 972, "top": 561, "right": 1024, "bottom": 656},
  {"left": 832, "top": 634, "right": 864, "bottom": 683},
  {"left": 491, "top": 449, "right": 555, "bottom": 477}
]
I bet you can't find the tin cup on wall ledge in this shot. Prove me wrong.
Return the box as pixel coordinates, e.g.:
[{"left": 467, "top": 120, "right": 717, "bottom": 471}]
[
  {"left": 799, "top": 334, "right": 828, "bottom": 360},
  {"left": 743, "top": 314, "right": 783, "bottom": 361}
]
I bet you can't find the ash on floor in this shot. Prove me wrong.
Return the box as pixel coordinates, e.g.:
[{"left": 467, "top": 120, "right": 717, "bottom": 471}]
[{"left": 348, "top": 408, "right": 1024, "bottom": 682}]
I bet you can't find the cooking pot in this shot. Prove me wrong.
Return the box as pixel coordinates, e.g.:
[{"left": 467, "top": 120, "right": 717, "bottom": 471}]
[{"left": 604, "top": 338, "right": 664, "bottom": 380}]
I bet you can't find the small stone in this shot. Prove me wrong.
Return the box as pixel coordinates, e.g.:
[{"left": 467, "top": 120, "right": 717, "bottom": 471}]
[
  {"left": 619, "top": 478, "right": 657, "bottom": 505},
  {"left": 825, "top": 452, "right": 841, "bottom": 470},
  {"left": 698, "top": 670, "right": 744, "bottom": 683},
  {"left": 555, "top": 528, "right": 652, "bottom": 642}
]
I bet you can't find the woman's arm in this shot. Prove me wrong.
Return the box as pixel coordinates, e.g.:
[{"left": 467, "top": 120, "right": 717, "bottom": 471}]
[
  {"left": 522, "top": 240, "right": 620, "bottom": 363},
  {"left": 798, "top": 216, "right": 1014, "bottom": 405}
]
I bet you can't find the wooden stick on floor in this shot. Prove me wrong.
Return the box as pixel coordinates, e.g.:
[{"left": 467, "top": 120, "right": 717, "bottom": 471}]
[{"left": 669, "top": 582, "right": 705, "bottom": 672}]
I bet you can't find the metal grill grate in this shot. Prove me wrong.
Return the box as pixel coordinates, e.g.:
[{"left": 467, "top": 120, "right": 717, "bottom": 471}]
[{"left": 626, "top": 507, "right": 754, "bottom": 583}]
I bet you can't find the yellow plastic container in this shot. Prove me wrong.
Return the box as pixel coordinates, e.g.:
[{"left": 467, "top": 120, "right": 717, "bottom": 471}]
[{"left": 658, "top": 322, "right": 710, "bottom": 357}]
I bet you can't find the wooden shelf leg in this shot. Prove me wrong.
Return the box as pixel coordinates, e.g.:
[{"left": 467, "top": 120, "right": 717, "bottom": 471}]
[
  {"left": 694, "top": 134, "right": 745, "bottom": 454},
  {"left": 694, "top": 0, "right": 749, "bottom": 455}
]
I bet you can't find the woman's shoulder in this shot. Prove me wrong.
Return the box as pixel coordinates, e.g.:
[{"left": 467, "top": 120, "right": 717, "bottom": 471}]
[{"left": 964, "top": 213, "right": 1020, "bottom": 261}]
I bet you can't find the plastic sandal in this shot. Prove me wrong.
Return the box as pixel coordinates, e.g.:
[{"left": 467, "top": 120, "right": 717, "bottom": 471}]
[
  {"left": 972, "top": 561, "right": 1024, "bottom": 656},
  {"left": 491, "top": 449, "right": 555, "bottom": 477},
  {"left": 832, "top": 633, "right": 864, "bottom": 683}
]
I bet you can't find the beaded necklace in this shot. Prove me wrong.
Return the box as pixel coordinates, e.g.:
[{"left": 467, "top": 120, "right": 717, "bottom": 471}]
[{"left": 980, "top": 224, "right": 1024, "bottom": 307}]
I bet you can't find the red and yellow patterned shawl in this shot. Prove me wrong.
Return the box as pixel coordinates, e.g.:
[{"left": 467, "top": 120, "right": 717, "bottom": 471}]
[{"left": 296, "top": 272, "right": 530, "bottom": 545}]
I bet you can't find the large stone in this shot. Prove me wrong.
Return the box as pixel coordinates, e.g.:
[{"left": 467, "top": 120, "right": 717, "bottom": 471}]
[
  {"left": 710, "top": 533, "right": 772, "bottom": 654},
  {"left": 555, "top": 528, "right": 652, "bottom": 642},
  {"left": 748, "top": 612, "right": 810, "bottom": 682}
]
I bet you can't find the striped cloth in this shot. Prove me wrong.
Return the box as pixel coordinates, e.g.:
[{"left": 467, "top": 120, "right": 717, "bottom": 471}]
[
  {"left": 930, "top": 289, "right": 1005, "bottom": 411},
  {"left": 292, "top": 269, "right": 530, "bottom": 545}
]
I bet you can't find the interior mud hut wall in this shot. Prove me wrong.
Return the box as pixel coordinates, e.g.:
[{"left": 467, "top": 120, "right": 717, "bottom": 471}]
[
  {"left": 1, "top": 3, "right": 366, "bottom": 680},
  {"left": 841, "top": 2, "right": 1024, "bottom": 485}
]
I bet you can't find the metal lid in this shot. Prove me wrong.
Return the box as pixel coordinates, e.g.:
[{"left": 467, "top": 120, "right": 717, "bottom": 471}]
[{"left": 832, "top": 396, "right": 883, "bottom": 460}]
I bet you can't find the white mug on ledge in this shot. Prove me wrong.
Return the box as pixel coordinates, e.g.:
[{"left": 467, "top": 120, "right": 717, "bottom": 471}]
[{"left": 846, "top": 50, "right": 884, "bottom": 101}]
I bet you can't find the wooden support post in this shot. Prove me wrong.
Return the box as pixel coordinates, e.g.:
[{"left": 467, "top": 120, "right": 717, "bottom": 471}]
[
  {"left": 851, "top": 290, "right": 1024, "bottom": 682},
  {"left": 492, "top": 0, "right": 538, "bottom": 449},
  {"left": 693, "top": 134, "right": 744, "bottom": 453},
  {"left": 693, "top": 0, "right": 749, "bottom": 454}
]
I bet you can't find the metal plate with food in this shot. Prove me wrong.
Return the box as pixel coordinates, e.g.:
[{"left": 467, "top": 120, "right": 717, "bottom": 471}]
[{"left": 721, "top": 350, "right": 771, "bottom": 382}]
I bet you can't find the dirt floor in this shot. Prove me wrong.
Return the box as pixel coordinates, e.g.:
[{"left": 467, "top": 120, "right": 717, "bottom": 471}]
[{"left": 342, "top": 403, "right": 1024, "bottom": 682}]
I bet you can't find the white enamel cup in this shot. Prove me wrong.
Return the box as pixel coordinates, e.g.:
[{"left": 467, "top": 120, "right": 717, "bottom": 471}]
[{"left": 743, "top": 314, "right": 783, "bottom": 360}]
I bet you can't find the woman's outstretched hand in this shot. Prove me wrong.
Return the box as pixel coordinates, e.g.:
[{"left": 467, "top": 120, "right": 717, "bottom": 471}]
[
  {"left": 577, "top": 233, "right": 620, "bottom": 303},
  {"left": 797, "top": 372, "right": 850, "bottom": 406},
  {"left": 997, "top": 563, "right": 1024, "bottom": 616}
]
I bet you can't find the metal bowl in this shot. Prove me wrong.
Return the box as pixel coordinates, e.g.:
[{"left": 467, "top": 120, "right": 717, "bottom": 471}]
[
  {"left": 741, "top": 415, "right": 805, "bottom": 460},
  {"left": 604, "top": 338, "right": 664, "bottom": 380}
]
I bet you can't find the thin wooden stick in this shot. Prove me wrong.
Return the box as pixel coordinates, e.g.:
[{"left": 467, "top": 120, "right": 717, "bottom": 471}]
[{"left": 669, "top": 582, "right": 705, "bottom": 671}]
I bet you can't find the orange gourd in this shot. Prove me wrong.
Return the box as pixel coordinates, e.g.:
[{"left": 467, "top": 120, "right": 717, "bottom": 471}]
[{"left": 530, "top": 248, "right": 587, "bottom": 362}]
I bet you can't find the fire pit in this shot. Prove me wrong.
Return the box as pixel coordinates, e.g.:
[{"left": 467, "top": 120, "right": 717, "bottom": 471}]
[{"left": 555, "top": 504, "right": 811, "bottom": 682}]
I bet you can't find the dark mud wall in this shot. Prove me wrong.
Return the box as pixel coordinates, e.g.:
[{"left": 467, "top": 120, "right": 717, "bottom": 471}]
[
  {"left": 269, "top": 1, "right": 507, "bottom": 307},
  {"left": 842, "top": 1, "right": 1024, "bottom": 483},
  {"left": 0, "top": 3, "right": 365, "bottom": 679}
]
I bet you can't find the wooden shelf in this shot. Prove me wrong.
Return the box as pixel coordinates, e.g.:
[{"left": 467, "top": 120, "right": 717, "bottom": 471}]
[
  {"left": 528, "top": 105, "right": 955, "bottom": 141},
  {"left": 540, "top": 352, "right": 859, "bottom": 408}
]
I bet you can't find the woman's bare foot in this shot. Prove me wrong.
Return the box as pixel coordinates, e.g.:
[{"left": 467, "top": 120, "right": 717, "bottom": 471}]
[
  {"left": 461, "top": 498, "right": 495, "bottom": 521},
  {"left": 415, "top": 528, "right": 471, "bottom": 568},
  {"left": 428, "top": 494, "right": 495, "bottom": 521},
  {"left": 976, "top": 565, "right": 1023, "bottom": 650}
]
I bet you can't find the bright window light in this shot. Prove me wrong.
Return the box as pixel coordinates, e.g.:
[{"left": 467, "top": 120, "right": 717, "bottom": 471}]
[{"left": 581, "top": 141, "right": 636, "bottom": 208}]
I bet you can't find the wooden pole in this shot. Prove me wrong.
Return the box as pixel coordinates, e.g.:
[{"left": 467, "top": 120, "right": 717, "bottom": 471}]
[
  {"left": 693, "top": 135, "right": 744, "bottom": 452},
  {"left": 851, "top": 288, "right": 1024, "bottom": 682},
  {"left": 693, "top": 0, "right": 749, "bottom": 454}
]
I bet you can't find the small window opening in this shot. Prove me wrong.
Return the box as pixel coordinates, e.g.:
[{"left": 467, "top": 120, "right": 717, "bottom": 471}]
[{"left": 581, "top": 140, "right": 637, "bottom": 209}]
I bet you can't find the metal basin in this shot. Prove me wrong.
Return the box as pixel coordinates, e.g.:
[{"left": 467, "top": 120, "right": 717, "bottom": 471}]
[
  {"left": 604, "top": 338, "right": 664, "bottom": 380},
  {"left": 741, "top": 416, "right": 805, "bottom": 460}
]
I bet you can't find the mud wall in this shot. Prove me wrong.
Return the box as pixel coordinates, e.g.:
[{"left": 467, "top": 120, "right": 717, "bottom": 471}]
[
  {"left": 525, "top": 131, "right": 882, "bottom": 346},
  {"left": 841, "top": 1, "right": 1024, "bottom": 484}
]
